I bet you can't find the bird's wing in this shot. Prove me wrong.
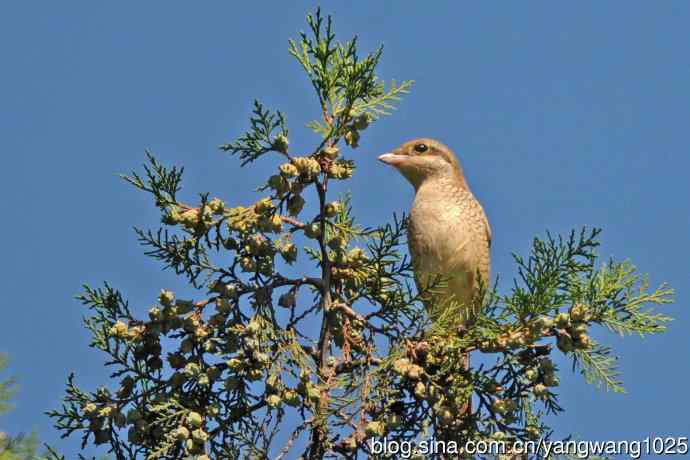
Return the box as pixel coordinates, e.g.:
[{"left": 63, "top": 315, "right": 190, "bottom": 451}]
[
  {"left": 466, "top": 193, "right": 492, "bottom": 249},
  {"left": 482, "top": 208, "right": 492, "bottom": 248}
]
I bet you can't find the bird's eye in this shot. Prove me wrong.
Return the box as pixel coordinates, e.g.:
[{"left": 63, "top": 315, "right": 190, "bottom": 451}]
[{"left": 414, "top": 143, "right": 429, "bottom": 153}]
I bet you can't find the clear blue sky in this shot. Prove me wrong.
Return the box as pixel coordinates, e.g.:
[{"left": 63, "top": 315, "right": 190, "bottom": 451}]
[{"left": 1, "top": 1, "right": 689, "bottom": 457}]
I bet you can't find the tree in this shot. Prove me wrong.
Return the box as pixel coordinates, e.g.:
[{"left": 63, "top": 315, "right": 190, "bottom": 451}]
[
  {"left": 0, "top": 354, "right": 43, "bottom": 460},
  {"left": 48, "top": 8, "right": 674, "bottom": 460}
]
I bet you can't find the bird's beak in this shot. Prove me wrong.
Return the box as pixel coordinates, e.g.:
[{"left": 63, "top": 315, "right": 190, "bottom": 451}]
[{"left": 378, "top": 153, "right": 407, "bottom": 166}]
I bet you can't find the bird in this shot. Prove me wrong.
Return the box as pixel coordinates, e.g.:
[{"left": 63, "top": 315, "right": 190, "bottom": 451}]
[{"left": 378, "top": 138, "right": 491, "bottom": 325}]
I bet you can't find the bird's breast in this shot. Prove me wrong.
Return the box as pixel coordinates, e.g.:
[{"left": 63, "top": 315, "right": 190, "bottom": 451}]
[
  {"left": 408, "top": 197, "right": 470, "bottom": 271},
  {"left": 407, "top": 180, "right": 491, "bottom": 304}
]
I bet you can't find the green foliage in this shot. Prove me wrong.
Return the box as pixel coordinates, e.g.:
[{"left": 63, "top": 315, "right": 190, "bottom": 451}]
[
  {"left": 289, "top": 8, "right": 412, "bottom": 146},
  {"left": 0, "top": 433, "right": 41, "bottom": 460},
  {"left": 0, "top": 354, "right": 17, "bottom": 416},
  {"left": 0, "top": 355, "right": 45, "bottom": 460},
  {"left": 121, "top": 150, "right": 183, "bottom": 207},
  {"left": 48, "top": 7, "right": 674, "bottom": 460},
  {"left": 219, "top": 101, "right": 288, "bottom": 166}
]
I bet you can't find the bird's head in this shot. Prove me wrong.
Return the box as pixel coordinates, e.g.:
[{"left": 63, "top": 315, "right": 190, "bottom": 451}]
[{"left": 378, "top": 138, "right": 467, "bottom": 190}]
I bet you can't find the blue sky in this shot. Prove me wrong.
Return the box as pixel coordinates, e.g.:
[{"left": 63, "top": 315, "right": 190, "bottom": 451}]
[{"left": 1, "top": 1, "right": 689, "bottom": 457}]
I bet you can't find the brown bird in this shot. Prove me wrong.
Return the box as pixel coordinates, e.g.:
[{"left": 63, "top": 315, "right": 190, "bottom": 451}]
[{"left": 378, "top": 138, "right": 491, "bottom": 324}]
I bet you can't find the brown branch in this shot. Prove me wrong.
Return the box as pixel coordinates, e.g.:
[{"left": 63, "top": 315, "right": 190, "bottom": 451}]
[
  {"left": 334, "top": 356, "right": 382, "bottom": 375},
  {"left": 280, "top": 215, "right": 306, "bottom": 229},
  {"left": 307, "top": 177, "right": 334, "bottom": 460},
  {"left": 270, "top": 275, "right": 323, "bottom": 290},
  {"left": 275, "top": 419, "right": 313, "bottom": 460},
  {"left": 331, "top": 302, "right": 365, "bottom": 322}
]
